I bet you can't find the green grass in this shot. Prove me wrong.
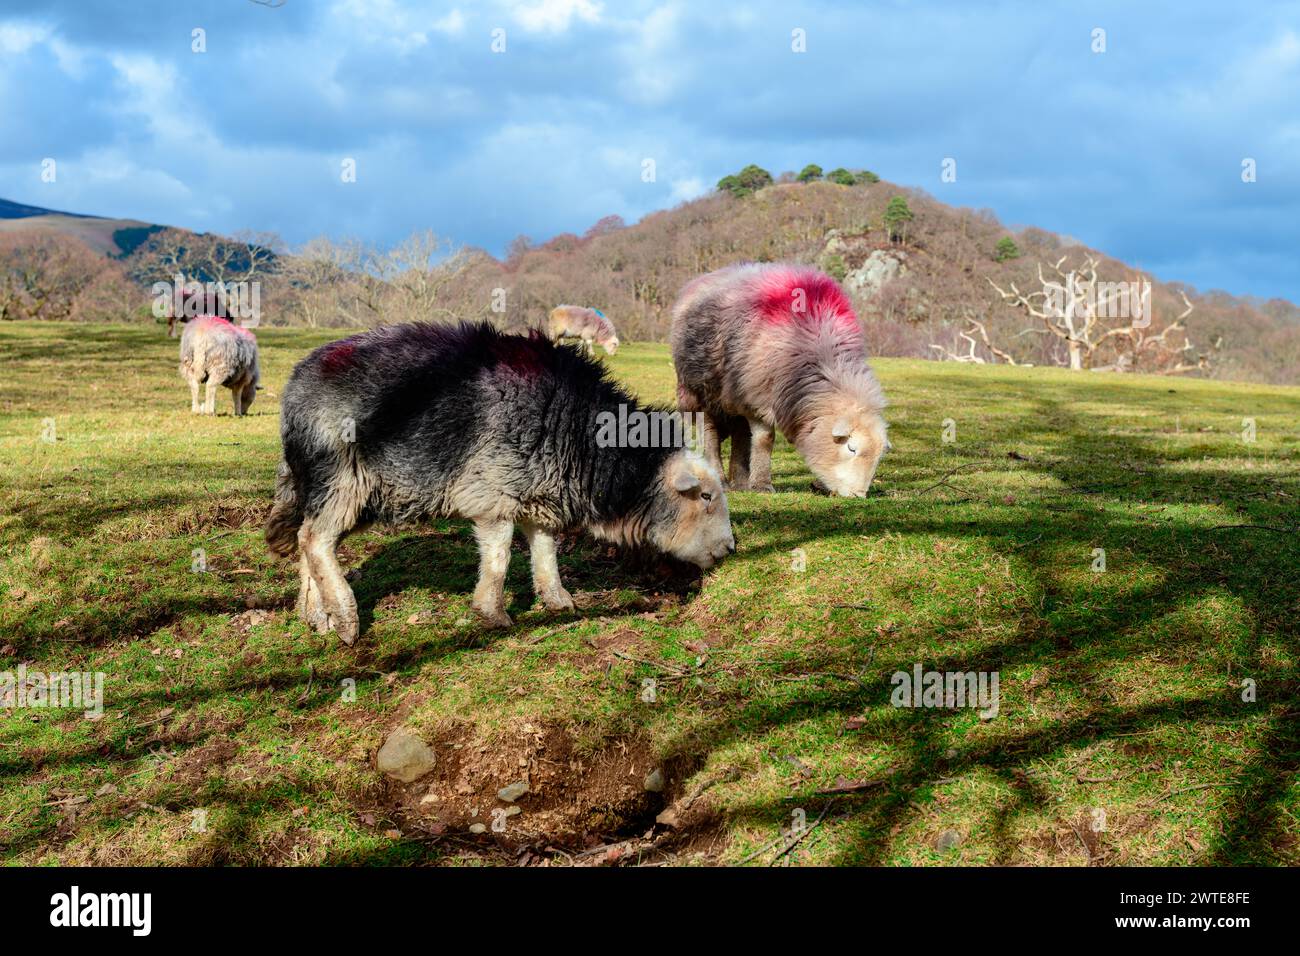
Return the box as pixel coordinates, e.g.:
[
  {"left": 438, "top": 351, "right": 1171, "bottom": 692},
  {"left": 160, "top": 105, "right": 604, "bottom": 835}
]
[{"left": 1, "top": 321, "right": 1297, "bottom": 866}]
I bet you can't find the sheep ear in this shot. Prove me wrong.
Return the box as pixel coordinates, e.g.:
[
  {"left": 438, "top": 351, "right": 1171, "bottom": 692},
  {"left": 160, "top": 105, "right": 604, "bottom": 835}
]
[
  {"left": 831, "top": 418, "right": 852, "bottom": 441},
  {"left": 671, "top": 469, "right": 701, "bottom": 493}
]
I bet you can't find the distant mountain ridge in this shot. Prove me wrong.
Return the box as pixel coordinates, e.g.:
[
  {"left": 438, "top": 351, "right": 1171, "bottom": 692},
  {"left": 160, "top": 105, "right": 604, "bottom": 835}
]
[{"left": 0, "top": 197, "right": 163, "bottom": 257}]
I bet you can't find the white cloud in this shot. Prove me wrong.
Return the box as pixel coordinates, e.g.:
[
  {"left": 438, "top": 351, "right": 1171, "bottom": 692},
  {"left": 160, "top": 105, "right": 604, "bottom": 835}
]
[
  {"left": 669, "top": 176, "right": 705, "bottom": 202},
  {"left": 0, "top": 21, "right": 50, "bottom": 55},
  {"left": 511, "top": 0, "right": 603, "bottom": 34}
]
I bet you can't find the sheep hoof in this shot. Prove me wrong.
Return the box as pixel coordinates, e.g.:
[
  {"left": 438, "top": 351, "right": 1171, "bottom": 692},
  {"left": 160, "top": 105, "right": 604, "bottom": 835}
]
[
  {"left": 541, "top": 588, "right": 575, "bottom": 613},
  {"left": 330, "top": 615, "right": 359, "bottom": 646},
  {"left": 474, "top": 605, "right": 513, "bottom": 629},
  {"left": 749, "top": 482, "right": 776, "bottom": 493}
]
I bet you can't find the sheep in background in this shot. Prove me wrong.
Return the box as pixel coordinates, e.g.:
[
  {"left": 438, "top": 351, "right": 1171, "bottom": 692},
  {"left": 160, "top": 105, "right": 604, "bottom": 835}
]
[
  {"left": 547, "top": 305, "right": 620, "bottom": 355},
  {"left": 179, "top": 316, "right": 260, "bottom": 415},
  {"left": 671, "top": 262, "right": 889, "bottom": 497},
  {"left": 265, "top": 321, "right": 733, "bottom": 643}
]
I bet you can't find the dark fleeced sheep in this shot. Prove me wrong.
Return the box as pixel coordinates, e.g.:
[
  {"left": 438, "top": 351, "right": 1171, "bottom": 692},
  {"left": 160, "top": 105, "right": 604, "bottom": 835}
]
[
  {"left": 670, "top": 263, "right": 888, "bottom": 497},
  {"left": 265, "top": 322, "right": 734, "bottom": 643},
  {"left": 178, "top": 316, "right": 260, "bottom": 415}
]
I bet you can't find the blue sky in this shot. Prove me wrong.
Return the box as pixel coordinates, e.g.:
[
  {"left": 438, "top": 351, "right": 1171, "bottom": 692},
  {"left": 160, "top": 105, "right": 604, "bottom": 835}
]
[{"left": 2, "top": 0, "right": 1297, "bottom": 301}]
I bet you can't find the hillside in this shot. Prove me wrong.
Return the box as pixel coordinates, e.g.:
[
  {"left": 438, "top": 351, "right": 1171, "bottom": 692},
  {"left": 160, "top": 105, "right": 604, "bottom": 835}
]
[
  {"left": 436, "top": 179, "right": 1300, "bottom": 385},
  {"left": 2, "top": 178, "right": 1298, "bottom": 383},
  {"left": 1, "top": 323, "right": 1296, "bottom": 865},
  {"left": 0, "top": 198, "right": 162, "bottom": 258}
]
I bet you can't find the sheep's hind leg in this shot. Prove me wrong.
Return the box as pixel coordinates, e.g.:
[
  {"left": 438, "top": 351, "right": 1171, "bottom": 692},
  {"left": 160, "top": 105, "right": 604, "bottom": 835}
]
[
  {"left": 298, "top": 519, "right": 360, "bottom": 645},
  {"left": 296, "top": 551, "right": 329, "bottom": 633},
  {"left": 471, "top": 519, "right": 515, "bottom": 628},
  {"left": 522, "top": 524, "right": 574, "bottom": 613},
  {"left": 204, "top": 381, "right": 218, "bottom": 415}
]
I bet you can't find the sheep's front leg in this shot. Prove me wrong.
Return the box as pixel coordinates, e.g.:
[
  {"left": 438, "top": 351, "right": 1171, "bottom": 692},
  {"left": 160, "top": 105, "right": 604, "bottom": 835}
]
[
  {"left": 747, "top": 419, "right": 776, "bottom": 492},
  {"left": 189, "top": 378, "right": 201, "bottom": 413},
  {"left": 699, "top": 413, "right": 726, "bottom": 477},
  {"left": 728, "top": 419, "right": 752, "bottom": 489},
  {"left": 231, "top": 385, "right": 244, "bottom": 417},
  {"left": 204, "top": 381, "right": 218, "bottom": 415},
  {"left": 471, "top": 519, "right": 514, "bottom": 628},
  {"left": 522, "top": 524, "right": 574, "bottom": 612}
]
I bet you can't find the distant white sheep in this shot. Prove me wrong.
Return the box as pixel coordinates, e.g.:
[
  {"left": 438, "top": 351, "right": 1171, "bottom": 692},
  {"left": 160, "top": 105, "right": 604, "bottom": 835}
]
[
  {"left": 179, "top": 316, "right": 260, "bottom": 415},
  {"left": 546, "top": 305, "right": 620, "bottom": 355}
]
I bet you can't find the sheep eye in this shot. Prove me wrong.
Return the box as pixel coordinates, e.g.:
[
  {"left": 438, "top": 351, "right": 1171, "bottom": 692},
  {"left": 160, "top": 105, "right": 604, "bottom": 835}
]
[
  {"left": 847, "top": 444, "right": 858, "bottom": 455},
  {"left": 701, "top": 492, "right": 713, "bottom": 501}
]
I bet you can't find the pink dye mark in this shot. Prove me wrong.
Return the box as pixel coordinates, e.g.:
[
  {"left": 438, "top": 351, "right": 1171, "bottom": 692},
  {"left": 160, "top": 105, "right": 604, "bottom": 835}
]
[
  {"left": 194, "top": 314, "right": 255, "bottom": 339},
  {"left": 752, "top": 267, "right": 856, "bottom": 328},
  {"left": 319, "top": 341, "right": 356, "bottom": 376},
  {"left": 490, "top": 334, "right": 547, "bottom": 378}
]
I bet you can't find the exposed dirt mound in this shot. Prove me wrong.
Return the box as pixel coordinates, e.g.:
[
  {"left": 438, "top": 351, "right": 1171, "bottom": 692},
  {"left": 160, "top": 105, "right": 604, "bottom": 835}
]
[{"left": 381, "top": 720, "right": 721, "bottom": 865}]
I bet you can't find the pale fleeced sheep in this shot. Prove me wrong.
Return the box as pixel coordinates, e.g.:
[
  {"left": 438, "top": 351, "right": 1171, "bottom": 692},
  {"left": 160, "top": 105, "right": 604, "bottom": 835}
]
[
  {"left": 546, "top": 305, "right": 620, "bottom": 355},
  {"left": 670, "top": 263, "right": 888, "bottom": 497},
  {"left": 264, "top": 321, "right": 734, "bottom": 644},
  {"left": 179, "top": 315, "right": 260, "bottom": 416}
]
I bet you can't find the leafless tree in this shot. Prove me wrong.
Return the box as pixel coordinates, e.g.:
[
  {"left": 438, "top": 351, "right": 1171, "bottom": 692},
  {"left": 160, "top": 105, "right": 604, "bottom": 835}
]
[{"left": 985, "top": 255, "right": 1213, "bottom": 374}]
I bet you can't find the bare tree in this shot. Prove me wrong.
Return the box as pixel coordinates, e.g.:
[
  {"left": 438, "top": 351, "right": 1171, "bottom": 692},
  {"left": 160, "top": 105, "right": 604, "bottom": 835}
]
[{"left": 984, "top": 255, "right": 1213, "bottom": 374}]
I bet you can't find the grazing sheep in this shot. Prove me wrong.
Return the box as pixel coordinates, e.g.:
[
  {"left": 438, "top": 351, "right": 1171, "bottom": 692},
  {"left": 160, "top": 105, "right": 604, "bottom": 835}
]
[
  {"left": 265, "top": 321, "right": 734, "bottom": 644},
  {"left": 547, "top": 305, "right": 620, "bottom": 355},
  {"left": 179, "top": 316, "right": 260, "bottom": 416},
  {"left": 671, "top": 263, "right": 888, "bottom": 497}
]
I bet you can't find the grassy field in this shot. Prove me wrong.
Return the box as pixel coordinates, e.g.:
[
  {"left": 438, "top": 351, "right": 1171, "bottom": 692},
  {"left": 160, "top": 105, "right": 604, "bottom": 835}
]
[{"left": 1, "top": 321, "right": 1297, "bottom": 866}]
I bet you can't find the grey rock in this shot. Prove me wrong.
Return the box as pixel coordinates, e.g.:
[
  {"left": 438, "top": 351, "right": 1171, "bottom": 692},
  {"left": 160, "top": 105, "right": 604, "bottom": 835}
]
[
  {"left": 643, "top": 769, "right": 665, "bottom": 793},
  {"left": 376, "top": 727, "right": 436, "bottom": 783},
  {"left": 497, "top": 780, "right": 529, "bottom": 803}
]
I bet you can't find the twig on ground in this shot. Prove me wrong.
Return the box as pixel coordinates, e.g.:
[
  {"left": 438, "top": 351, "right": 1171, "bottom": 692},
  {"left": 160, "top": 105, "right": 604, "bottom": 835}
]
[
  {"left": 1149, "top": 781, "right": 1236, "bottom": 804},
  {"left": 768, "top": 801, "right": 834, "bottom": 866}
]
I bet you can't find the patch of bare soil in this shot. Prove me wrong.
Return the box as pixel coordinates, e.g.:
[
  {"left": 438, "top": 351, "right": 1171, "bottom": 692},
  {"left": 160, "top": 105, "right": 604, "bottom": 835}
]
[{"left": 383, "top": 720, "right": 722, "bottom": 865}]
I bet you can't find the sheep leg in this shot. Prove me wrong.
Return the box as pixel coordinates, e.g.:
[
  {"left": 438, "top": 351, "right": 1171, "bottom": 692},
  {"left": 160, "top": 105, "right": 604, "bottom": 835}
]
[
  {"left": 699, "top": 413, "right": 725, "bottom": 477},
  {"left": 296, "top": 551, "right": 329, "bottom": 633},
  {"left": 188, "top": 377, "right": 201, "bottom": 413},
  {"left": 747, "top": 419, "right": 776, "bottom": 492},
  {"left": 728, "top": 417, "right": 751, "bottom": 489},
  {"left": 298, "top": 519, "right": 360, "bottom": 645},
  {"left": 231, "top": 384, "right": 244, "bottom": 417},
  {"left": 471, "top": 518, "right": 514, "bottom": 628},
  {"left": 522, "top": 524, "right": 574, "bottom": 613},
  {"left": 204, "top": 381, "right": 218, "bottom": 415}
]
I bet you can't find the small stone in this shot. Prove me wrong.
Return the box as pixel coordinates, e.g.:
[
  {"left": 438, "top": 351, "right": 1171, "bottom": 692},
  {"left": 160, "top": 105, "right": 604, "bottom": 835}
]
[
  {"left": 936, "top": 829, "right": 962, "bottom": 852},
  {"left": 655, "top": 808, "right": 680, "bottom": 828},
  {"left": 376, "top": 727, "right": 436, "bottom": 783},
  {"left": 497, "top": 780, "right": 529, "bottom": 803},
  {"left": 643, "top": 769, "right": 665, "bottom": 793},
  {"left": 502, "top": 805, "right": 521, "bottom": 818},
  {"left": 468, "top": 823, "right": 487, "bottom": 834}
]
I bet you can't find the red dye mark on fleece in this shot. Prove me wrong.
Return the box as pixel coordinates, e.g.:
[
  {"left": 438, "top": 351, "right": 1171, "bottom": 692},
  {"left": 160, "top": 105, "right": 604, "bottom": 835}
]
[
  {"left": 195, "top": 314, "right": 256, "bottom": 339},
  {"left": 753, "top": 267, "right": 856, "bottom": 328},
  {"left": 490, "top": 334, "right": 547, "bottom": 379},
  {"left": 319, "top": 341, "right": 356, "bottom": 376}
]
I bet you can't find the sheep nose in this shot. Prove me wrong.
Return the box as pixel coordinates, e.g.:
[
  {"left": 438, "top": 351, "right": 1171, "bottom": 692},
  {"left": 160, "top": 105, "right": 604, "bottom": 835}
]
[{"left": 727, "top": 539, "right": 737, "bottom": 554}]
